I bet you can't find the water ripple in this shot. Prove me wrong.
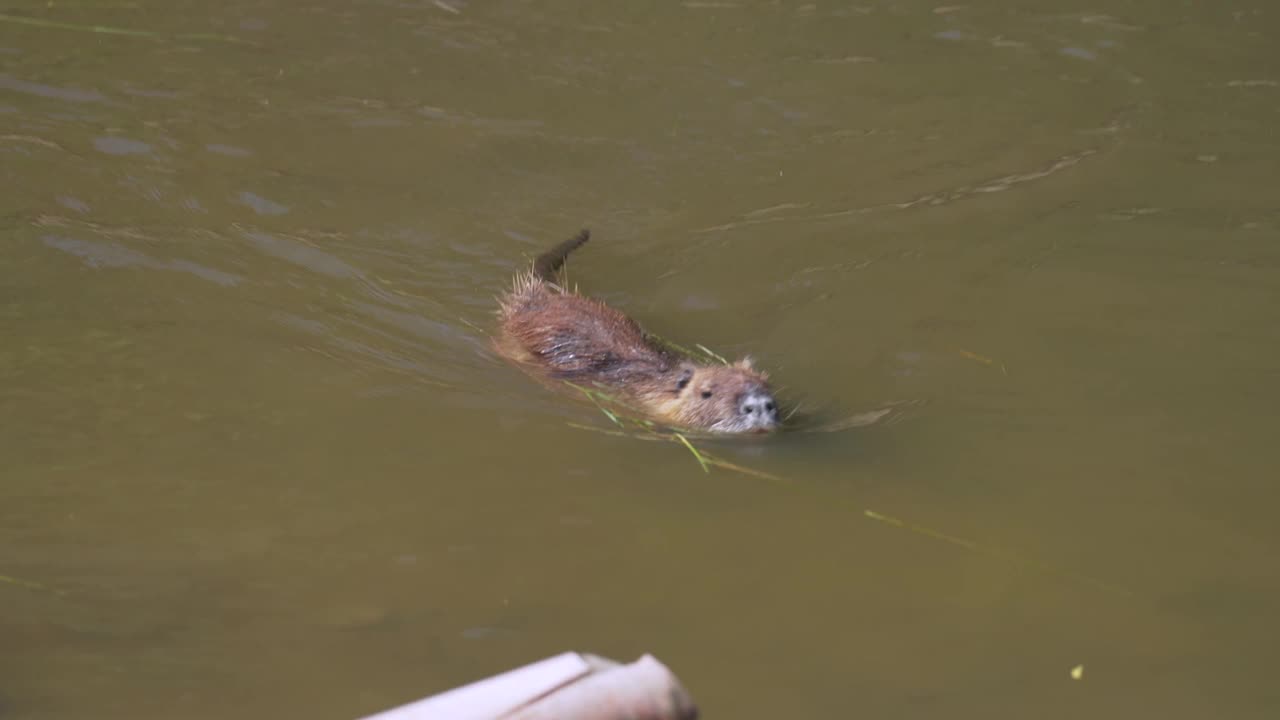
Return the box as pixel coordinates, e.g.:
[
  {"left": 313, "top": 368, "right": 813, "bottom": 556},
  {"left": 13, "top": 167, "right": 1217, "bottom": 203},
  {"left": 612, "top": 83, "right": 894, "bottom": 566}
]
[{"left": 41, "top": 235, "right": 241, "bottom": 287}]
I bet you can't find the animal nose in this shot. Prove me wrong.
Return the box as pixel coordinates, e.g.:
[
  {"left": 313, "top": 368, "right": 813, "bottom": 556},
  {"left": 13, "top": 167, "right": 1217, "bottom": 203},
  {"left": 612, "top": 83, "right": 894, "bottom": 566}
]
[{"left": 740, "top": 393, "right": 779, "bottom": 425}]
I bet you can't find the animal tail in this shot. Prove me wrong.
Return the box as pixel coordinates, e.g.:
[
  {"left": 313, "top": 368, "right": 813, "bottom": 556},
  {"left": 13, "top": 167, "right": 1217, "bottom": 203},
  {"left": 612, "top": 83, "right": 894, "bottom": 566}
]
[{"left": 532, "top": 229, "right": 591, "bottom": 281}]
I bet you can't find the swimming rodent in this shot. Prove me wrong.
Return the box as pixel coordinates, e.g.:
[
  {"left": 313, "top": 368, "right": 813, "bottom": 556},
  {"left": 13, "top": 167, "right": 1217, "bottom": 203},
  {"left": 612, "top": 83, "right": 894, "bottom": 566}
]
[{"left": 495, "top": 230, "right": 780, "bottom": 434}]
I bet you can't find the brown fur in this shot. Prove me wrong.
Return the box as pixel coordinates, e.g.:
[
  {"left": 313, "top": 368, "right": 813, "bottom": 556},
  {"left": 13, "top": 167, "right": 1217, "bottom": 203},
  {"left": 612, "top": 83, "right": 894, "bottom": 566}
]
[{"left": 496, "top": 230, "right": 779, "bottom": 434}]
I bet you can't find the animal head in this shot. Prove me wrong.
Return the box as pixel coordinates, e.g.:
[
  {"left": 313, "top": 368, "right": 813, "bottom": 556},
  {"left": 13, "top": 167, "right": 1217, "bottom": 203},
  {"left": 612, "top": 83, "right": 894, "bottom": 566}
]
[{"left": 669, "top": 358, "right": 779, "bottom": 434}]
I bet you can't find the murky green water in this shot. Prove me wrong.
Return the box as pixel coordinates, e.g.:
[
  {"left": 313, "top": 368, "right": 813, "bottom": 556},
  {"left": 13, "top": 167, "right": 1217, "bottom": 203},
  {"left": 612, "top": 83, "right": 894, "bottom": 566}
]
[{"left": 3, "top": 1, "right": 1279, "bottom": 718}]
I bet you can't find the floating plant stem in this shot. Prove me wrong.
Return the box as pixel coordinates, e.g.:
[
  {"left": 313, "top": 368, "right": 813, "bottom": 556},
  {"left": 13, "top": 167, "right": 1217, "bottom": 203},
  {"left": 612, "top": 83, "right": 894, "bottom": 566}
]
[
  {"left": 672, "top": 433, "right": 710, "bottom": 473},
  {"left": 863, "top": 510, "right": 1134, "bottom": 597},
  {"left": 694, "top": 343, "right": 729, "bottom": 365},
  {"left": 0, "top": 13, "right": 258, "bottom": 45}
]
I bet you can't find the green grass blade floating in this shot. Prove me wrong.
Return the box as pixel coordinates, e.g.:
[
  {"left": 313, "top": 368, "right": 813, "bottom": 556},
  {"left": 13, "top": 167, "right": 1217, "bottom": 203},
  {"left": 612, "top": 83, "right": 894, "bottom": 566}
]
[
  {"left": 569, "top": 422, "right": 677, "bottom": 442},
  {"left": 566, "top": 383, "right": 625, "bottom": 427},
  {"left": 598, "top": 406, "right": 621, "bottom": 427},
  {"left": 699, "top": 452, "right": 789, "bottom": 484},
  {"left": 863, "top": 510, "right": 981, "bottom": 552},
  {"left": 644, "top": 333, "right": 731, "bottom": 365},
  {"left": 1, "top": 572, "right": 52, "bottom": 593},
  {"left": 863, "top": 510, "right": 1134, "bottom": 597},
  {"left": 0, "top": 13, "right": 258, "bottom": 45},
  {"left": 694, "top": 343, "right": 730, "bottom": 365},
  {"left": 672, "top": 433, "right": 710, "bottom": 473}
]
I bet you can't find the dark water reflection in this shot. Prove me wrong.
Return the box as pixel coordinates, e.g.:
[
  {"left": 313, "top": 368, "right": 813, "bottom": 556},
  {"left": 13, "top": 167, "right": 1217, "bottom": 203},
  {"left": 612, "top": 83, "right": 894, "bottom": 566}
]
[{"left": 3, "top": 1, "right": 1280, "bottom": 718}]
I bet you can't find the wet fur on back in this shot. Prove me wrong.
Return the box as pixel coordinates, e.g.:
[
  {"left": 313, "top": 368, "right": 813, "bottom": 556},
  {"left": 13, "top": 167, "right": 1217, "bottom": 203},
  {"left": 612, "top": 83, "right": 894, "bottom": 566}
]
[
  {"left": 498, "top": 230, "right": 675, "bottom": 383},
  {"left": 496, "top": 230, "right": 780, "bottom": 433}
]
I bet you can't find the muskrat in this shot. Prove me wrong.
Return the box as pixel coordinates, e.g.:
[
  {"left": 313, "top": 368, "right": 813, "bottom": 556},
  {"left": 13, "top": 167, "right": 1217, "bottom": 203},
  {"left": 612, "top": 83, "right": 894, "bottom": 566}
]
[{"left": 495, "top": 230, "right": 780, "bottom": 434}]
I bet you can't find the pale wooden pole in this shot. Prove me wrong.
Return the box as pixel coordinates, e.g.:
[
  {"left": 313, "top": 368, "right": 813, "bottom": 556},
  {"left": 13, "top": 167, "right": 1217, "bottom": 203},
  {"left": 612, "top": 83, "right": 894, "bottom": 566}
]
[{"left": 359, "top": 652, "right": 698, "bottom": 720}]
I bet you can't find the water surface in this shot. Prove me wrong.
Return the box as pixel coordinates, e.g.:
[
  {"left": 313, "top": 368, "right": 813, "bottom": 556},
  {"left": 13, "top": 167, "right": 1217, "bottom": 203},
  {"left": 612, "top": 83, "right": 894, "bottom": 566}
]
[{"left": 3, "top": 1, "right": 1279, "bottom": 718}]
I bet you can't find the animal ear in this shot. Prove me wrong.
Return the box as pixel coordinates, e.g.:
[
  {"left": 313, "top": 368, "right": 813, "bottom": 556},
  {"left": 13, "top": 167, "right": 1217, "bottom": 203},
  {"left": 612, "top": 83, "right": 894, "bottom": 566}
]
[
  {"left": 675, "top": 366, "right": 694, "bottom": 392},
  {"left": 735, "top": 356, "right": 768, "bottom": 380}
]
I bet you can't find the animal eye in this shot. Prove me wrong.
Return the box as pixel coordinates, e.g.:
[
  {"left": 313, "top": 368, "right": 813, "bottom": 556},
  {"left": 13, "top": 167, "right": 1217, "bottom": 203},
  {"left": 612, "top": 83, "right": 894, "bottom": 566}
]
[
  {"left": 676, "top": 376, "right": 691, "bottom": 390},
  {"left": 700, "top": 390, "right": 713, "bottom": 399}
]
